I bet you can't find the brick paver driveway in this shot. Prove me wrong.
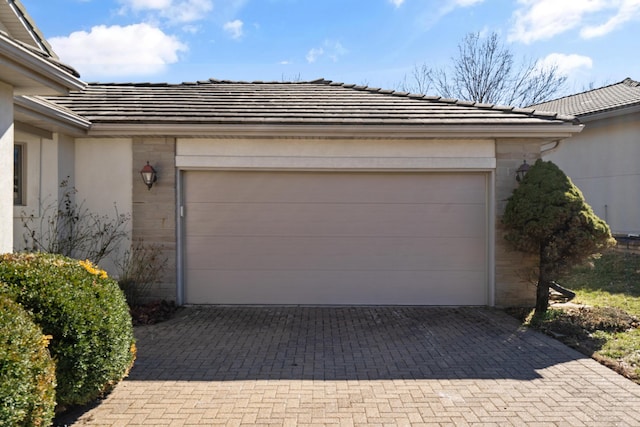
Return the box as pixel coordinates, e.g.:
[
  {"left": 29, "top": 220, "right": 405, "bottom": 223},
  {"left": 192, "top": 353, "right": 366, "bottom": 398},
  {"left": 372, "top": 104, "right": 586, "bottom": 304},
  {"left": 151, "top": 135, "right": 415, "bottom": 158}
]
[{"left": 64, "top": 306, "right": 640, "bottom": 426}]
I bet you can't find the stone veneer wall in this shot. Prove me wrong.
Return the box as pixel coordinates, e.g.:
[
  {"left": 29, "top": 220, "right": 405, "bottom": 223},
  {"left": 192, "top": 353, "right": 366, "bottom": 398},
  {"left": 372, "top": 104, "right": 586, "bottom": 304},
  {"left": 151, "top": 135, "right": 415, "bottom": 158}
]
[
  {"left": 132, "top": 137, "right": 177, "bottom": 301},
  {"left": 493, "top": 139, "right": 541, "bottom": 307}
]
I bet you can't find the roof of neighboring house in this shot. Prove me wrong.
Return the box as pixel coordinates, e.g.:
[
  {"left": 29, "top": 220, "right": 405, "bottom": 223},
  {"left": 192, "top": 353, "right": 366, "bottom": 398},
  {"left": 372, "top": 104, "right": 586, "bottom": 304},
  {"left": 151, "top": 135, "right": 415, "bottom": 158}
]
[
  {"left": 40, "top": 79, "right": 580, "bottom": 133},
  {"left": 531, "top": 78, "right": 640, "bottom": 117}
]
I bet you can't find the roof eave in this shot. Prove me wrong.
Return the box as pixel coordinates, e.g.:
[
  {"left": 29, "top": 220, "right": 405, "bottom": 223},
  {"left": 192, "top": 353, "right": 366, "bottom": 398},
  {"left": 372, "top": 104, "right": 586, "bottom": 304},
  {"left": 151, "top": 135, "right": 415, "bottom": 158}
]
[
  {"left": 578, "top": 103, "right": 640, "bottom": 122},
  {"left": 0, "top": 32, "right": 85, "bottom": 95},
  {"left": 14, "top": 95, "right": 91, "bottom": 136},
  {"left": 84, "top": 122, "right": 584, "bottom": 139}
]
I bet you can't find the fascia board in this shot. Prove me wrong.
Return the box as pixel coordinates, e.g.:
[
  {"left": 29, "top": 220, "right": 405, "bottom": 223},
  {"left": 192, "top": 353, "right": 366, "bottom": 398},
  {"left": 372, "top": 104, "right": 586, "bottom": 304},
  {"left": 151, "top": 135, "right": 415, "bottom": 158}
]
[
  {"left": 85, "top": 123, "right": 584, "bottom": 139},
  {"left": 0, "top": 33, "right": 85, "bottom": 95}
]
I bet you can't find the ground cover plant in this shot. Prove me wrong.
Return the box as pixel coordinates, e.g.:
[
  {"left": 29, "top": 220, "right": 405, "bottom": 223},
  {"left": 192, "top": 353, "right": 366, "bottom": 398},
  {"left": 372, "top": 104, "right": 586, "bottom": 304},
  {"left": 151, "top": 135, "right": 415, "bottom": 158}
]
[
  {"left": 0, "top": 253, "right": 136, "bottom": 411},
  {"left": 511, "top": 250, "right": 640, "bottom": 383}
]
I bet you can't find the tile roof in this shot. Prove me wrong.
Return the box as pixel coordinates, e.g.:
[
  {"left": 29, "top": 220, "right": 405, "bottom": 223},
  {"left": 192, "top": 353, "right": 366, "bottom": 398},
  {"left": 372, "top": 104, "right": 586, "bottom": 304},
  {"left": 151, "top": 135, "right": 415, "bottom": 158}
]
[
  {"left": 530, "top": 78, "right": 640, "bottom": 117},
  {"left": 41, "top": 79, "right": 579, "bottom": 128}
]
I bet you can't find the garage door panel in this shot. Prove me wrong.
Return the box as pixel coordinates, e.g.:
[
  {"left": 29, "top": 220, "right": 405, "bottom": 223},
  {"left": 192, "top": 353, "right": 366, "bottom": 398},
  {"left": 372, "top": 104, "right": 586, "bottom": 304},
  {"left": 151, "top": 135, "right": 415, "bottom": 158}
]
[
  {"left": 185, "top": 236, "right": 485, "bottom": 271},
  {"left": 185, "top": 269, "right": 487, "bottom": 305},
  {"left": 184, "top": 171, "right": 486, "bottom": 204},
  {"left": 183, "top": 170, "right": 488, "bottom": 305},
  {"left": 186, "top": 202, "right": 485, "bottom": 238}
]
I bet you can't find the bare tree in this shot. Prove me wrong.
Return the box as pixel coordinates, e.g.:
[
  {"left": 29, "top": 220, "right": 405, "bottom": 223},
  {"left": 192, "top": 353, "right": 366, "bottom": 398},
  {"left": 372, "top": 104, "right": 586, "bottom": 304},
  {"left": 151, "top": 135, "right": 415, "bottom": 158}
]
[{"left": 401, "top": 32, "right": 567, "bottom": 107}]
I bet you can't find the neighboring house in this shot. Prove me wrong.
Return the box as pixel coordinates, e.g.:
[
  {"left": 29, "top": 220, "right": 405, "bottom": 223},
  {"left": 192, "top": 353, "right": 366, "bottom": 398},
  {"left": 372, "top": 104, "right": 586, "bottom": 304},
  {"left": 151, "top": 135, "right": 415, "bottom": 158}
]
[
  {"left": 533, "top": 78, "right": 640, "bottom": 237},
  {"left": 0, "top": 0, "right": 84, "bottom": 253},
  {"left": 6, "top": 1, "right": 585, "bottom": 308}
]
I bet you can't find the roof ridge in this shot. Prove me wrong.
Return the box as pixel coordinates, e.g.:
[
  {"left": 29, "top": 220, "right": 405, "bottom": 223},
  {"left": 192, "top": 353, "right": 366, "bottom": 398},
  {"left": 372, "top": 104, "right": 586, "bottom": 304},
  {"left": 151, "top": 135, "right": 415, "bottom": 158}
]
[{"left": 622, "top": 77, "right": 640, "bottom": 87}]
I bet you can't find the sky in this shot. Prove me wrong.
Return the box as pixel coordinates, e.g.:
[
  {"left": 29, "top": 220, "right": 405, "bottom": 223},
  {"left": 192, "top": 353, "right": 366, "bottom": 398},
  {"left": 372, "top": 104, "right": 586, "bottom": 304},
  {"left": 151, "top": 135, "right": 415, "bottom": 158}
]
[{"left": 20, "top": 0, "right": 640, "bottom": 98}]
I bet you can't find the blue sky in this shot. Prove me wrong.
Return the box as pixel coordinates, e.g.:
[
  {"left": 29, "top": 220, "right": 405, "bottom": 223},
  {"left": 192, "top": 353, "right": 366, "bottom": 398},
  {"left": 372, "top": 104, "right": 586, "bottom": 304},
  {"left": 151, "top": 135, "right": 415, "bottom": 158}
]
[{"left": 21, "top": 0, "right": 640, "bottom": 97}]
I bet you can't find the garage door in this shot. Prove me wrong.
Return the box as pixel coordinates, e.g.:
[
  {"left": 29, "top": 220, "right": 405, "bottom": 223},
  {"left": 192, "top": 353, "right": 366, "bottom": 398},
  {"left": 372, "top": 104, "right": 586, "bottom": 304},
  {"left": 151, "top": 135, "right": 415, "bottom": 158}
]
[{"left": 183, "top": 171, "right": 488, "bottom": 305}]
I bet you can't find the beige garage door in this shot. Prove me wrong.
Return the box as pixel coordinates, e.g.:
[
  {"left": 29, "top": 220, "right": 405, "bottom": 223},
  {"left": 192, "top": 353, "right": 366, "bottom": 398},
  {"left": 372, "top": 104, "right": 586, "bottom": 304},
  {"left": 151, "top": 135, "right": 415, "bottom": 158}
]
[{"left": 183, "top": 171, "right": 488, "bottom": 305}]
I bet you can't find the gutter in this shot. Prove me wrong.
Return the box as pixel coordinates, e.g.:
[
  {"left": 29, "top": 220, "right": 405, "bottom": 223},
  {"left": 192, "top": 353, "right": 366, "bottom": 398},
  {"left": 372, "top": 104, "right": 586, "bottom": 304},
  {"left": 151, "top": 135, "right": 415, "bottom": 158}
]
[{"left": 85, "top": 123, "right": 584, "bottom": 139}]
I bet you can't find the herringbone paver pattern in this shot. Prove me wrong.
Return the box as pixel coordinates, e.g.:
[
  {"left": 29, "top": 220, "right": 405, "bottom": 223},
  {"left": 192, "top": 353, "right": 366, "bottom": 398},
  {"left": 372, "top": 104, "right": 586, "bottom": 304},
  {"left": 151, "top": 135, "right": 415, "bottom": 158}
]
[{"left": 62, "top": 307, "right": 640, "bottom": 426}]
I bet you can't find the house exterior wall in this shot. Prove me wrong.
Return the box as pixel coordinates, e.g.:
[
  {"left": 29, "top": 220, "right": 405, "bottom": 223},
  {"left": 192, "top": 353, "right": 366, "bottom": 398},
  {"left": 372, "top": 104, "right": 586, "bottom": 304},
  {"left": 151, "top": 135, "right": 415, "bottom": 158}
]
[
  {"left": 132, "top": 137, "right": 177, "bottom": 301},
  {"left": 48, "top": 135, "right": 544, "bottom": 307},
  {"left": 544, "top": 112, "right": 640, "bottom": 235},
  {"left": 0, "top": 81, "right": 13, "bottom": 252},
  {"left": 494, "top": 139, "right": 541, "bottom": 307},
  {"left": 175, "top": 136, "right": 539, "bottom": 306},
  {"left": 176, "top": 137, "right": 496, "bottom": 170},
  {"left": 74, "top": 138, "right": 133, "bottom": 274},
  {"left": 12, "top": 131, "right": 75, "bottom": 252}
]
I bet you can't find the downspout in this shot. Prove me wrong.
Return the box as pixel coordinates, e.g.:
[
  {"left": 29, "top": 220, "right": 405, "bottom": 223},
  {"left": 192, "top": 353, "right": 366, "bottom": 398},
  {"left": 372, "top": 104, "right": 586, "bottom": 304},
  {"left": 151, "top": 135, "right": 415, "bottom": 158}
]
[
  {"left": 540, "top": 139, "right": 562, "bottom": 156},
  {"left": 175, "top": 169, "right": 184, "bottom": 306}
]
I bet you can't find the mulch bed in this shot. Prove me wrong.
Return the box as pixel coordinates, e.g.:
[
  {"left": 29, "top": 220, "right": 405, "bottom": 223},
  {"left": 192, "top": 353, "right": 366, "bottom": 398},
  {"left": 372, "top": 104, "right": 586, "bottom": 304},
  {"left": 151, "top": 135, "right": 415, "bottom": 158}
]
[{"left": 129, "top": 300, "right": 180, "bottom": 326}]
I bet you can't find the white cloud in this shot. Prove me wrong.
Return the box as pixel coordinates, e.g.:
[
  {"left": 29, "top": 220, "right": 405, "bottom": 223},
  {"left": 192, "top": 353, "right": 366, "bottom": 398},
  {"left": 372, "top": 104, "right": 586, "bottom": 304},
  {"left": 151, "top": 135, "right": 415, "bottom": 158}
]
[
  {"left": 508, "top": 0, "right": 604, "bottom": 44},
  {"left": 49, "top": 23, "right": 188, "bottom": 79},
  {"left": 389, "top": 0, "right": 404, "bottom": 7},
  {"left": 223, "top": 19, "right": 244, "bottom": 39},
  {"left": 305, "top": 40, "right": 348, "bottom": 64},
  {"left": 581, "top": 0, "right": 640, "bottom": 38},
  {"left": 420, "top": 0, "right": 485, "bottom": 29},
  {"left": 537, "top": 53, "right": 593, "bottom": 76},
  {"left": 125, "top": 0, "right": 172, "bottom": 10},
  {"left": 509, "top": 0, "right": 640, "bottom": 43},
  {"left": 306, "top": 47, "right": 324, "bottom": 63},
  {"left": 118, "top": 0, "right": 213, "bottom": 24}
]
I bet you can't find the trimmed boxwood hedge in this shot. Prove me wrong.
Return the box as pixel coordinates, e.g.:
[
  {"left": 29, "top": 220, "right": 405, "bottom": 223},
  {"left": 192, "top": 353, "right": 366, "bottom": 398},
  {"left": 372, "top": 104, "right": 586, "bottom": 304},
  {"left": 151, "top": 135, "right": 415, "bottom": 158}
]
[
  {"left": 0, "top": 293, "right": 56, "bottom": 427},
  {"left": 0, "top": 253, "right": 136, "bottom": 409}
]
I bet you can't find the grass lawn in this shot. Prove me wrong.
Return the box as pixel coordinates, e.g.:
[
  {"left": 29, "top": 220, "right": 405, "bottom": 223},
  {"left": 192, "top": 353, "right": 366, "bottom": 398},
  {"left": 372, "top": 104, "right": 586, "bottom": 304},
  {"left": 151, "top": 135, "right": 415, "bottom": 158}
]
[{"left": 515, "top": 250, "right": 640, "bottom": 383}]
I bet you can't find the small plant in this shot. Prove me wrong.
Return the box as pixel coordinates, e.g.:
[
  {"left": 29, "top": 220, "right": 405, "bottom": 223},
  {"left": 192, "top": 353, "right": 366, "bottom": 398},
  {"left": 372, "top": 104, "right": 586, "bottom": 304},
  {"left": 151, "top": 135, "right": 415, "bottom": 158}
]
[
  {"left": 0, "top": 253, "right": 136, "bottom": 410},
  {"left": 0, "top": 294, "right": 56, "bottom": 427},
  {"left": 21, "top": 179, "right": 130, "bottom": 265},
  {"left": 116, "top": 239, "right": 168, "bottom": 306}
]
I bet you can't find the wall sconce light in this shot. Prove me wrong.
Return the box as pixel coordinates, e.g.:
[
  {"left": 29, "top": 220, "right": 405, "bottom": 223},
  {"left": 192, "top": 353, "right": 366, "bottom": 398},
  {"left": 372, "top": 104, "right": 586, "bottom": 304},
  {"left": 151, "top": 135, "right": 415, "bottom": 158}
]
[
  {"left": 140, "top": 161, "right": 157, "bottom": 190},
  {"left": 515, "top": 160, "right": 530, "bottom": 183}
]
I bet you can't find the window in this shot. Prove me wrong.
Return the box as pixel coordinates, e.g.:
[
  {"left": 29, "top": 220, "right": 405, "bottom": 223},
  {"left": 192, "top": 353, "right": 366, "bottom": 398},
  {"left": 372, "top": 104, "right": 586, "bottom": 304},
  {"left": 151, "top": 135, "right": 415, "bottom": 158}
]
[{"left": 14, "top": 144, "right": 23, "bottom": 205}]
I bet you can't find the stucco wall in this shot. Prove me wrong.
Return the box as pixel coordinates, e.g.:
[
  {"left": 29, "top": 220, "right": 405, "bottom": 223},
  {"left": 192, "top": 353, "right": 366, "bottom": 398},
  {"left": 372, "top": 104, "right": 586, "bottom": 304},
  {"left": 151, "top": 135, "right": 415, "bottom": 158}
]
[
  {"left": 12, "top": 131, "right": 75, "bottom": 252},
  {"left": 544, "top": 112, "right": 640, "bottom": 235},
  {"left": 132, "top": 137, "right": 177, "bottom": 301},
  {"left": 74, "top": 138, "right": 133, "bottom": 274},
  {"left": 0, "top": 82, "right": 13, "bottom": 252}
]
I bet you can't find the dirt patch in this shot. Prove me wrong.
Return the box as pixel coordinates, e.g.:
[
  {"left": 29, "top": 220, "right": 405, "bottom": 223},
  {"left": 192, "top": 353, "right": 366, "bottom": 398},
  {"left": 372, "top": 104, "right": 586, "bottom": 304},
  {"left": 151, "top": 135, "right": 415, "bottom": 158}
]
[{"left": 505, "top": 305, "right": 640, "bottom": 384}]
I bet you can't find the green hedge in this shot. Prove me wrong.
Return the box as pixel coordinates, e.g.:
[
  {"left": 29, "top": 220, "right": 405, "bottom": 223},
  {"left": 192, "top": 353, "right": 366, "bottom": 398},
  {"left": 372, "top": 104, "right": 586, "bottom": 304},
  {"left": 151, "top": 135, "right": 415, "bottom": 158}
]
[
  {"left": 0, "top": 253, "right": 136, "bottom": 409},
  {"left": 0, "top": 294, "right": 56, "bottom": 426}
]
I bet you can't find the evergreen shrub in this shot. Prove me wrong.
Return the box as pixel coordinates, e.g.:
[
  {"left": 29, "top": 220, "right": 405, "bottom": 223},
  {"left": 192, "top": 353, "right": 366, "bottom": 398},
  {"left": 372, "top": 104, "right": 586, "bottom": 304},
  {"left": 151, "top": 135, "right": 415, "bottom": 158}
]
[
  {"left": 0, "top": 253, "right": 136, "bottom": 409},
  {"left": 0, "top": 294, "right": 56, "bottom": 426}
]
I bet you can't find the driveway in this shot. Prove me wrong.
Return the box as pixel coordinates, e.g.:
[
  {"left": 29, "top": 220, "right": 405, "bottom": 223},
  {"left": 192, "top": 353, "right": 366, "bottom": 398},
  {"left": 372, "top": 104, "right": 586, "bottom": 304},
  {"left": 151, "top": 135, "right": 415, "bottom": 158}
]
[{"left": 63, "top": 306, "right": 640, "bottom": 426}]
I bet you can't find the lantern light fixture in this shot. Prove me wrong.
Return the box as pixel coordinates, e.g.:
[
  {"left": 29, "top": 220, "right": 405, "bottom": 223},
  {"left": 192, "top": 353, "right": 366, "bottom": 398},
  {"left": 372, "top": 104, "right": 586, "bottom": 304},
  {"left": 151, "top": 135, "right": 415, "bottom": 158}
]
[
  {"left": 515, "top": 160, "right": 530, "bottom": 183},
  {"left": 140, "top": 161, "right": 157, "bottom": 190}
]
